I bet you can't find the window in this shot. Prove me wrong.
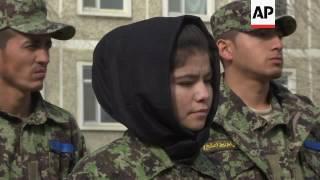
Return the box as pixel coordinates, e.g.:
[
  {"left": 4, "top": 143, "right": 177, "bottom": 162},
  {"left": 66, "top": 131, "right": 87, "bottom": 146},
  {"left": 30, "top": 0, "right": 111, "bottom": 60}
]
[
  {"left": 77, "top": 62, "right": 126, "bottom": 130},
  {"left": 274, "top": 68, "right": 296, "bottom": 93},
  {"left": 78, "top": 0, "right": 132, "bottom": 18},
  {"left": 162, "top": 0, "right": 214, "bottom": 22}
]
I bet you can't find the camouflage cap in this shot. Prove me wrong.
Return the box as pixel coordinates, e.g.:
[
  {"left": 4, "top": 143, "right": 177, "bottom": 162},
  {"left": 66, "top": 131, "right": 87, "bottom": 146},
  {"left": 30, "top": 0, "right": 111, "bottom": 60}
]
[
  {"left": 210, "top": 0, "right": 296, "bottom": 39},
  {"left": 0, "top": 0, "right": 75, "bottom": 40}
]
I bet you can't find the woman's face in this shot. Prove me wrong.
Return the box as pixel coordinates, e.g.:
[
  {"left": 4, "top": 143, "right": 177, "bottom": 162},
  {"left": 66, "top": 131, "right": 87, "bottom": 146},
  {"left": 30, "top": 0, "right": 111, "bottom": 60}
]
[{"left": 171, "top": 50, "right": 213, "bottom": 131}]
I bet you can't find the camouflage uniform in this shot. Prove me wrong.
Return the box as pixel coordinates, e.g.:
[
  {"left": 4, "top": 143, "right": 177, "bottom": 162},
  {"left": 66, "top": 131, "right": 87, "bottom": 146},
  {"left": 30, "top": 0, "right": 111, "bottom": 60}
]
[
  {"left": 0, "top": 0, "right": 85, "bottom": 179},
  {"left": 70, "top": 132, "right": 225, "bottom": 180},
  {"left": 204, "top": 0, "right": 320, "bottom": 179},
  {"left": 203, "top": 82, "right": 320, "bottom": 179},
  {"left": 0, "top": 93, "right": 86, "bottom": 180}
]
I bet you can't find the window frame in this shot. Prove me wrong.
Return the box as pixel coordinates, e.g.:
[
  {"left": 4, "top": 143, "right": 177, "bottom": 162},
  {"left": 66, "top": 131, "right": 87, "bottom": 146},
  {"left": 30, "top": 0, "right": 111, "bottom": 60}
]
[
  {"left": 162, "top": 0, "right": 214, "bottom": 22},
  {"left": 77, "top": 0, "right": 132, "bottom": 18},
  {"left": 286, "top": 0, "right": 295, "bottom": 17},
  {"left": 77, "top": 62, "right": 126, "bottom": 131}
]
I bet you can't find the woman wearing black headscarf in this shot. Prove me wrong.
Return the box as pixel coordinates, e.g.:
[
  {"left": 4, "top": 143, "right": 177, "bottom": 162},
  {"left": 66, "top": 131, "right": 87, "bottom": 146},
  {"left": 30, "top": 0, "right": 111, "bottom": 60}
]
[{"left": 70, "top": 15, "right": 225, "bottom": 179}]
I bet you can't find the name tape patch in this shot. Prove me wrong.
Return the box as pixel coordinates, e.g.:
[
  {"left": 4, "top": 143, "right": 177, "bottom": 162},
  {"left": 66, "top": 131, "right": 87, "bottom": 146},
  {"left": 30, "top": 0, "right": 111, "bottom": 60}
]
[{"left": 202, "top": 139, "right": 237, "bottom": 153}]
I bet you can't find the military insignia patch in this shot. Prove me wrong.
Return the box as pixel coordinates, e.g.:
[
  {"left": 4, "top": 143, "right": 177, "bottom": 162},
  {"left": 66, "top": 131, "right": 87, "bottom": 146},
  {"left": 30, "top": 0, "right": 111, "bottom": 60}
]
[
  {"left": 49, "top": 140, "right": 75, "bottom": 153},
  {"left": 202, "top": 139, "right": 237, "bottom": 152}
]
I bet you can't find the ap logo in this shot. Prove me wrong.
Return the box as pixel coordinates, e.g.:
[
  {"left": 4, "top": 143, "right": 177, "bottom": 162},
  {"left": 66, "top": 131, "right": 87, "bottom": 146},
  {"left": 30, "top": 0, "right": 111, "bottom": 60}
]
[{"left": 251, "top": 0, "right": 275, "bottom": 29}]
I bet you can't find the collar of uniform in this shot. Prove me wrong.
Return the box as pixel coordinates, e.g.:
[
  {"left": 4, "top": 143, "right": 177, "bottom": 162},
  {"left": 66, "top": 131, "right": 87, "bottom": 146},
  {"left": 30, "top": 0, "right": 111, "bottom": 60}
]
[
  {"left": 8, "top": 92, "right": 48, "bottom": 125},
  {"left": 214, "top": 81, "right": 290, "bottom": 133},
  {"left": 251, "top": 87, "right": 289, "bottom": 134},
  {"left": 213, "top": 80, "right": 254, "bottom": 132},
  {"left": 43, "top": 101, "right": 70, "bottom": 124},
  {"left": 0, "top": 92, "right": 69, "bottom": 125},
  {"left": 23, "top": 92, "right": 69, "bottom": 124}
]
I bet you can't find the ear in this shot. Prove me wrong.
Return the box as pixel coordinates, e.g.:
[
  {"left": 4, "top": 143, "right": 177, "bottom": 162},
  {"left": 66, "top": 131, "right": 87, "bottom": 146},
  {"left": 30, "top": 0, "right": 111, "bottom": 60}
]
[{"left": 216, "top": 39, "right": 233, "bottom": 62}]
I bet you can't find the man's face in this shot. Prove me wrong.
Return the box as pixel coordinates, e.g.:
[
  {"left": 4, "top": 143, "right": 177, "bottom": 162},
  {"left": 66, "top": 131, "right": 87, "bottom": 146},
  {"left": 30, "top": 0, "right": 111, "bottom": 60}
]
[
  {"left": 225, "top": 29, "right": 284, "bottom": 81},
  {"left": 0, "top": 31, "right": 51, "bottom": 92}
]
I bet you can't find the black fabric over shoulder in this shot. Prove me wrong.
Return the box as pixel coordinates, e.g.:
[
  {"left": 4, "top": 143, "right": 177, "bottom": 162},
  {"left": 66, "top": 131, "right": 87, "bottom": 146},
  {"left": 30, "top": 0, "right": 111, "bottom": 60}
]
[{"left": 92, "top": 16, "right": 220, "bottom": 164}]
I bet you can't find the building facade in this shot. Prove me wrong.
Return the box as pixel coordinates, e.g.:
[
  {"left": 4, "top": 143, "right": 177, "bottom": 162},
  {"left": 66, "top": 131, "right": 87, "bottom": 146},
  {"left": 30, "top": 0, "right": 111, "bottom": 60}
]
[{"left": 45, "top": 0, "right": 320, "bottom": 152}]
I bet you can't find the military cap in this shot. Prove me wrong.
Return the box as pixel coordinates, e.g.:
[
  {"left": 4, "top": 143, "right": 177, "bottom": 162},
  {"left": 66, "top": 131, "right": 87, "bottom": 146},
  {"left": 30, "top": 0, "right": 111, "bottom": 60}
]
[
  {"left": 210, "top": 0, "right": 296, "bottom": 38},
  {"left": 0, "top": 0, "right": 75, "bottom": 40}
]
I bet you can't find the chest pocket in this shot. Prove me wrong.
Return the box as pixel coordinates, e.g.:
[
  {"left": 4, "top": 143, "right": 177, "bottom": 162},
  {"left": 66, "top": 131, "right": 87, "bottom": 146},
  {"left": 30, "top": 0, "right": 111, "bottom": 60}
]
[
  {"left": 207, "top": 149, "right": 265, "bottom": 180},
  {"left": 47, "top": 134, "right": 76, "bottom": 178},
  {"left": 22, "top": 152, "right": 69, "bottom": 180},
  {"left": 49, "top": 151, "right": 73, "bottom": 179}
]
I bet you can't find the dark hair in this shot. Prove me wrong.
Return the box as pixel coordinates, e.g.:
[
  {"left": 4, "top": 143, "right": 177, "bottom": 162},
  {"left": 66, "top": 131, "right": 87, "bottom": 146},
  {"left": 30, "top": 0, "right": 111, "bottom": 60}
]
[
  {"left": 216, "top": 30, "right": 238, "bottom": 42},
  {"left": 172, "top": 24, "right": 210, "bottom": 70},
  {"left": 0, "top": 28, "right": 15, "bottom": 48}
]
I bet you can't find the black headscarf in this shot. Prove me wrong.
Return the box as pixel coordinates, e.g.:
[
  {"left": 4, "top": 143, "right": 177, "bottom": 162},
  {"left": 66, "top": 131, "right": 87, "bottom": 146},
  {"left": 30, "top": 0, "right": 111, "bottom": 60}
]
[{"left": 92, "top": 15, "right": 220, "bottom": 164}]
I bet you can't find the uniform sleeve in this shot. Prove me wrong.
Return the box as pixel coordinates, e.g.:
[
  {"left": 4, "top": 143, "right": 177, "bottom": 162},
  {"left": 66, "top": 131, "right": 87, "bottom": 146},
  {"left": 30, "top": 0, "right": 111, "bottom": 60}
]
[
  {"left": 296, "top": 95, "right": 320, "bottom": 139},
  {"left": 68, "top": 157, "right": 112, "bottom": 180}
]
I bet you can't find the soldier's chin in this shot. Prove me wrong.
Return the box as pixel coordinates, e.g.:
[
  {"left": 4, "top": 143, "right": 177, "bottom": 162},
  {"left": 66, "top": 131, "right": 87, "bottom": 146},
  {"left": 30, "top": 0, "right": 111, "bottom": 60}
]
[
  {"left": 270, "top": 71, "right": 282, "bottom": 79},
  {"left": 29, "top": 83, "right": 44, "bottom": 92}
]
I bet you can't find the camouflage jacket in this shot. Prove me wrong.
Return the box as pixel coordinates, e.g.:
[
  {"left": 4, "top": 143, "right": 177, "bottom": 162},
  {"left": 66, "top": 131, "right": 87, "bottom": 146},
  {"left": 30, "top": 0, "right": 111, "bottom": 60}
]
[
  {"left": 0, "top": 93, "right": 86, "bottom": 180},
  {"left": 69, "top": 132, "right": 226, "bottom": 180},
  {"left": 203, "top": 81, "right": 320, "bottom": 180}
]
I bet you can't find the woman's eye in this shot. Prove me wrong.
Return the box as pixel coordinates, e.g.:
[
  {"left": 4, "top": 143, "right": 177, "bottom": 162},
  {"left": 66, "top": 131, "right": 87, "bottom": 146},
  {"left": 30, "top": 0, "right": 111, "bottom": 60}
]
[{"left": 178, "top": 81, "right": 194, "bottom": 86}]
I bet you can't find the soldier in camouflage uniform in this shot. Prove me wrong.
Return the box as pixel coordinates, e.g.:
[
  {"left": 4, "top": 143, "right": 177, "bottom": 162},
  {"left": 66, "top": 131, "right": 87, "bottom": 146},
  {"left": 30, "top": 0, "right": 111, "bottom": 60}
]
[
  {"left": 69, "top": 15, "right": 226, "bottom": 179},
  {"left": 0, "top": 0, "right": 86, "bottom": 179},
  {"left": 203, "top": 0, "right": 320, "bottom": 179}
]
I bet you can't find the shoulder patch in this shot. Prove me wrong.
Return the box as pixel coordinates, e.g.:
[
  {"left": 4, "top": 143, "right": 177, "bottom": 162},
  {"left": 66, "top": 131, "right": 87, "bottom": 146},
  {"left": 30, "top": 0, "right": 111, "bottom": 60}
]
[{"left": 202, "top": 139, "right": 237, "bottom": 153}]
